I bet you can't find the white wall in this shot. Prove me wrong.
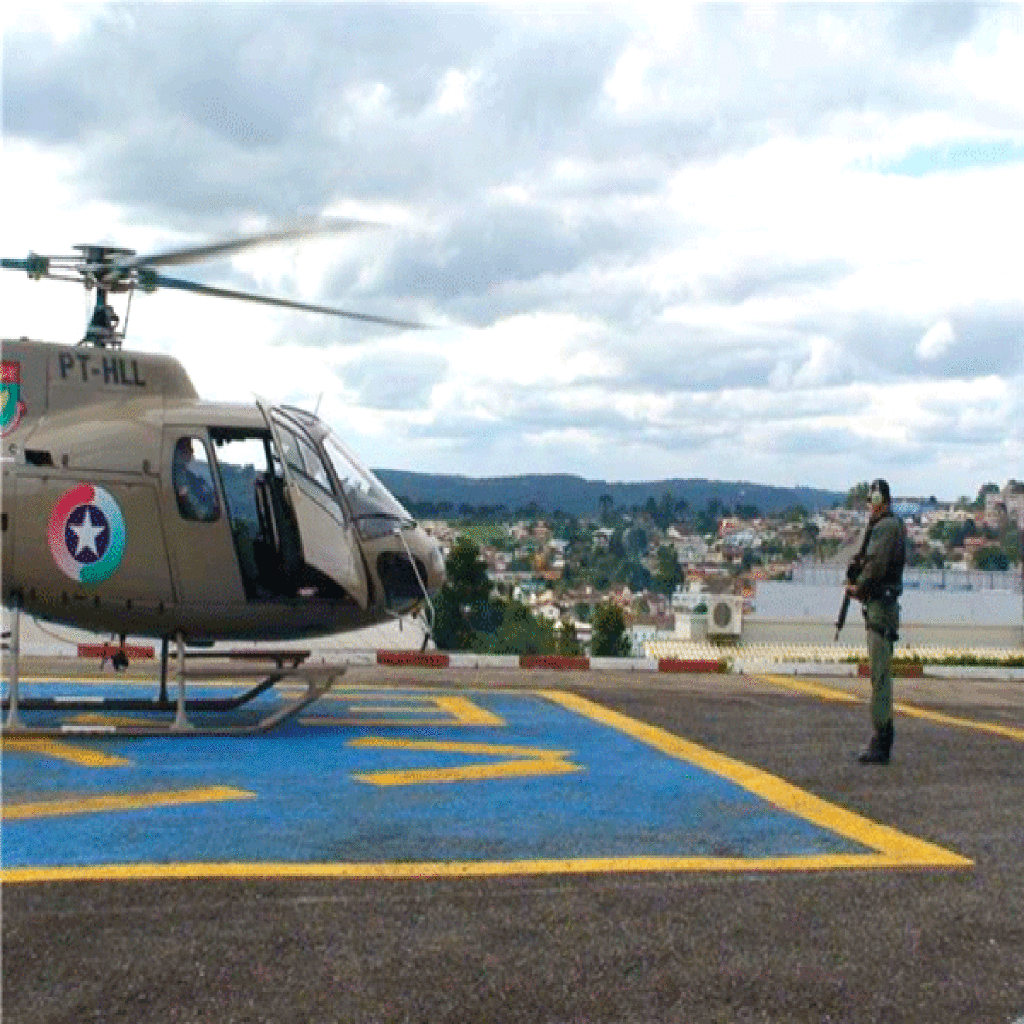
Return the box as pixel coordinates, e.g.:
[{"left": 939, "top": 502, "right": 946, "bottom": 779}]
[
  {"left": 748, "top": 581, "right": 1024, "bottom": 649},
  {"left": 754, "top": 581, "right": 1023, "bottom": 626}
]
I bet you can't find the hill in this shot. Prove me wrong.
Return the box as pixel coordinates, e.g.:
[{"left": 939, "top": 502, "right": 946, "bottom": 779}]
[{"left": 373, "top": 470, "right": 844, "bottom": 519}]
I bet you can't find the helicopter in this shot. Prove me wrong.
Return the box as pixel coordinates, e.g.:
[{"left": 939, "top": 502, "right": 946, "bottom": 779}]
[{"left": 1, "top": 220, "right": 447, "bottom": 735}]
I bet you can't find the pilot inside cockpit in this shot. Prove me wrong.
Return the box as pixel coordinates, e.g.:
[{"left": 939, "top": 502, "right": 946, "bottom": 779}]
[{"left": 172, "top": 436, "right": 220, "bottom": 523}]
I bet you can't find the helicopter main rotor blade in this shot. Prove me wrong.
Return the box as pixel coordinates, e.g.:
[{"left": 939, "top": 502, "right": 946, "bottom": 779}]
[
  {"left": 109, "top": 218, "right": 386, "bottom": 272},
  {"left": 149, "top": 273, "right": 428, "bottom": 330}
]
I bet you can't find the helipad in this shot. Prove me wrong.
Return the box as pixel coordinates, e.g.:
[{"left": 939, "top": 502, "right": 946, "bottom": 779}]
[{"left": 1, "top": 683, "right": 970, "bottom": 882}]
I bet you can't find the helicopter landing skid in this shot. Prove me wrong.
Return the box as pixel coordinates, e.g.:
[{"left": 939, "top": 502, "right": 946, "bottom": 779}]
[{"left": 0, "top": 665, "right": 344, "bottom": 737}]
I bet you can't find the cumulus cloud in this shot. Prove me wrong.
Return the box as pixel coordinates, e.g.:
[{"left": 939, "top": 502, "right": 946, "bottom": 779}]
[
  {"left": 917, "top": 319, "right": 956, "bottom": 360},
  {"left": 338, "top": 350, "right": 449, "bottom": 411}
]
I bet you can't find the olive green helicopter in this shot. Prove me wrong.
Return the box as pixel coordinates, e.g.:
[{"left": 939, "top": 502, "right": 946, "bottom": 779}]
[{"left": 1, "top": 220, "right": 446, "bottom": 735}]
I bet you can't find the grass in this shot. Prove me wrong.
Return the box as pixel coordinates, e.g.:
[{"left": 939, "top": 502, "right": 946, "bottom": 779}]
[{"left": 455, "top": 520, "right": 511, "bottom": 546}]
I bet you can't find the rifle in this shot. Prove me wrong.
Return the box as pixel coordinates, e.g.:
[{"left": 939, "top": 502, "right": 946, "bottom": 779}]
[
  {"left": 834, "top": 558, "right": 861, "bottom": 641},
  {"left": 834, "top": 526, "right": 872, "bottom": 641}
]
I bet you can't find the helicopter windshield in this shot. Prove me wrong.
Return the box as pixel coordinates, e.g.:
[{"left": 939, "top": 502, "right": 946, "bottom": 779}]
[{"left": 321, "top": 432, "right": 411, "bottom": 524}]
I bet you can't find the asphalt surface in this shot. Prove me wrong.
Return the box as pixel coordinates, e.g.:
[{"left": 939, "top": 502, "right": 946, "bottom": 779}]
[{"left": 3, "top": 665, "right": 1023, "bottom": 1024}]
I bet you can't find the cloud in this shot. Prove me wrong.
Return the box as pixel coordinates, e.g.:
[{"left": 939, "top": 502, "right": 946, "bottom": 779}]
[
  {"left": 917, "top": 319, "right": 956, "bottom": 360},
  {"left": 337, "top": 349, "right": 449, "bottom": 411},
  {"left": 888, "top": 2, "right": 981, "bottom": 52},
  {"left": 3, "top": 3, "right": 1022, "bottom": 499},
  {"left": 877, "top": 140, "right": 1024, "bottom": 177}
]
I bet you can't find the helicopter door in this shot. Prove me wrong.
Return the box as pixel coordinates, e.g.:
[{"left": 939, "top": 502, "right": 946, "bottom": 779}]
[
  {"left": 162, "top": 430, "right": 246, "bottom": 607},
  {"left": 256, "top": 399, "right": 368, "bottom": 610}
]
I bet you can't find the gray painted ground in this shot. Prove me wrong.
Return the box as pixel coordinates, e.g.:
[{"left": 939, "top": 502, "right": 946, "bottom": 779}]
[{"left": 3, "top": 666, "right": 1023, "bottom": 1024}]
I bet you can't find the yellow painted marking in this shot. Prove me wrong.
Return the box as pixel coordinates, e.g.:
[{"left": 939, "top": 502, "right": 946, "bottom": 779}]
[
  {"left": 349, "top": 737, "right": 581, "bottom": 786},
  {"left": 2, "top": 785, "right": 254, "bottom": 821},
  {"left": 893, "top": 702, "right": 1024, "bottom": 742},
  {"left": 354, "top": 760, "right": 579, "bottom": 786},
  {"left": 346, "top": 704, "right": 445, "bottom": 712},
  {"left": 541, "top": 690, "right": 971, "bottom": 869},
  {"left": 302, "top": 691, "right": 505, "bottom": 728},
  {"left": 757, "top": 674, "right": 860, "bottom": 703},
  {"left": 0, "top": 737, "right": 132, "bottom": 768},
  {"left": 350, "top": 738, "right": 570, "bottom": 757},
  {"left": 15, "top": 676, "right": 253, "bottom": 688},
  {"left": 69, "top": 713, "right": 169, "bottom": 728},
  {"left": 0, "top": 850, "right": 971, "bottom": 885},
  {"left": 431, "top": 695, "right": 505, "bottom": 726},
  {"left": 759, "top": 674, "right": 1024, "bottom": 742},
  {"left": 301, "top": 718, "right": 466, "bottom": 728}
]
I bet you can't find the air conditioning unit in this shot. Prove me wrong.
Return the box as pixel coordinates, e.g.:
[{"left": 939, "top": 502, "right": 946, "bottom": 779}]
[{"left": 707, "top": 596, "right": 743, "bottom": 637}]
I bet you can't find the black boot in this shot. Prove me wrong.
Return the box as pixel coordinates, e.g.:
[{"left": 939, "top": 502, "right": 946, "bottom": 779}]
[{"left": 858, "top": 721, "right": 894, "bottom": 765}]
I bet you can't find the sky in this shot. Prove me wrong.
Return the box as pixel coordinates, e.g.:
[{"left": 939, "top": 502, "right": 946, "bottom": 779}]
[{"left": 2, "top": 2, "right": 1022, "bottom": 502}]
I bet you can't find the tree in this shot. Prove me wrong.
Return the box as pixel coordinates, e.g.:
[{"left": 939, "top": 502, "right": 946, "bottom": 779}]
[
  {"left": 696, "top": 499, "right": 724, "bottom": 534},
  {"left": 740, "top": 550, "right": 761, "bottom": 573},
  {"left": 591, "top": 602, "right": 631, "bottom": 657},
  {"left": 556, "top": 619, "right": 582, "bottom": 656},
  {"left": 445, "top": 537, "right": 492, "bottom": 606},
  {"left": 475, "top": 601, "right": 556, "bottom": 655},
  {"left": 930, "top": 519, "right": 977, "bottom": 549},
  {"left": 845, "top": 482, "right": 870, "bottom": 509},
  {"left": 608, "top": 528, "right": 626, "bottom": 560},
  {"left": 431, "top": 590, "right": 474, "bottom": 651},
  {"left": 615, "top": 558, "right": 653, "bottom": 592},
  {"left": 656, "top": 491, "right": 675, "bottom": 531},
  {"left": 654, "top": 544, "right": 682, "bottom": 595},
  {"left": 626, "top": 526, "right": 649, "bottom": 557},
  {"left": 974, "top": 546, "right": 1009, "bottom": 571},
  {"left": 431, "top": 538, "right": 492, "bottom": 651},
  {"left": 973, "top": 483, "right": 1000, "bottom": 509},
  {"left": 559, "top": 516, "right": 580, "bottom": 544}
]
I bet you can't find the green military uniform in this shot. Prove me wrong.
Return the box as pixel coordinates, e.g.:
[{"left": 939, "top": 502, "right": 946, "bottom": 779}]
[{"left": 852, "top": 503, "right": 906, "bottom": 762}]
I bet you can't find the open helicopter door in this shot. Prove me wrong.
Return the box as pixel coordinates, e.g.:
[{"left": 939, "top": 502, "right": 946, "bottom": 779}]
[{"left": 255, "top": 399, "right": 368, "bottom": 610}]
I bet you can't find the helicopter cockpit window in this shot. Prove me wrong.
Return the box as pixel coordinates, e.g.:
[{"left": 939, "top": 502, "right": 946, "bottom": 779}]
[
  {"left": 274, "top": 425, "right": 304, "bottom": 477},
  {"left": 172, "top": 436, "right": 220, "bottom": 523},
  {"left": 297, "top": 435, "right": 332, "bottom": 492},
  {"left": 322, "top": 433, "right": 411, "bottom": 524},
  {"left": 274, "top": 421, "right": 333, "bottom": 496}
]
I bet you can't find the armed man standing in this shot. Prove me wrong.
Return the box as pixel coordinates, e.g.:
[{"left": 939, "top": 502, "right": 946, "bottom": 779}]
[{"left": 846, "top": 479, "right": 907, "bottom": 764}]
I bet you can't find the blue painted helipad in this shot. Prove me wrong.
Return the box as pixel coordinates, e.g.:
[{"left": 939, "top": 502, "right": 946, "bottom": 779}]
[{"left": 1, "top": 684, "right": 970, "bottom": 881}]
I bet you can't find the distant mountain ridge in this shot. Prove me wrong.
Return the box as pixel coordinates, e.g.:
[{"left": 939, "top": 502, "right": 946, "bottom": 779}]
[{"left": 373, "top": 470, "right": 844, "bottom": 518}]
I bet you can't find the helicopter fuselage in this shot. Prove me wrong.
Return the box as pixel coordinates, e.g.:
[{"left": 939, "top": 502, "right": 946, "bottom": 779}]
[{"left": 1, "top": 338, "right": 444, "bottom": 643}]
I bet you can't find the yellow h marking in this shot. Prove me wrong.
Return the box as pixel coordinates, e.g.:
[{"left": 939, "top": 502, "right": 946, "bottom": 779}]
[
  {"left": 2, "top": 785, "right": 254, "bottom": 820},
  {"left": 349, "top": 737, "right": 581, "bottom": 785},
  {"left": 303, "top": 691, "right": 505, "bottom": 728},
  {"left": 1, "top": 737, "right": 132, "bottom": 768}
]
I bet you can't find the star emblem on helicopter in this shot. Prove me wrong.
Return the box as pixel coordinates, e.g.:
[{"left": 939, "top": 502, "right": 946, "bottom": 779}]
[
  {"left": 48, "top": 484, "right": 126, "bottom": 584},
  {"left": 65, "top": 505, "right": 110, "bottom": 563}
]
